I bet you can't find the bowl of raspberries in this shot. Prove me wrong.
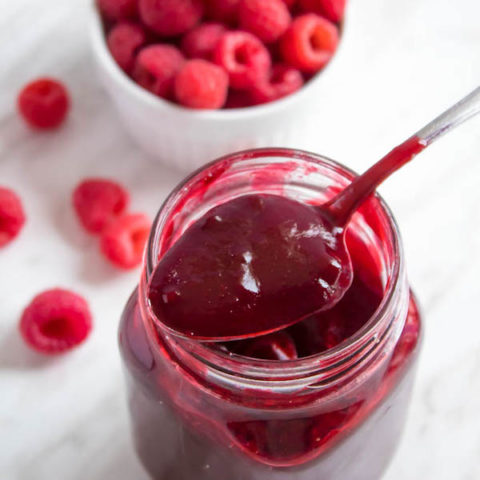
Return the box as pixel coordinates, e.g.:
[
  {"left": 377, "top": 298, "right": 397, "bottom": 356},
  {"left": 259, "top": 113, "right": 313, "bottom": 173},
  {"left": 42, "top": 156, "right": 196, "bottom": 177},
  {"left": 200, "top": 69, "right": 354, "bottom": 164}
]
[{"left": 91, "top": 0, "right": 346, "bottom": 169}]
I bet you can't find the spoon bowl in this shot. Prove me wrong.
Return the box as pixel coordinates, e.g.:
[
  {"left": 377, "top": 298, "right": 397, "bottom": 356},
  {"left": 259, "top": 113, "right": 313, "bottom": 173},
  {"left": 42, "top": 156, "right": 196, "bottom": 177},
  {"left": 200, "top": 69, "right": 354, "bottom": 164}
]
[{"left": 148, "top": 194, "right": 354, "bottom": 341}]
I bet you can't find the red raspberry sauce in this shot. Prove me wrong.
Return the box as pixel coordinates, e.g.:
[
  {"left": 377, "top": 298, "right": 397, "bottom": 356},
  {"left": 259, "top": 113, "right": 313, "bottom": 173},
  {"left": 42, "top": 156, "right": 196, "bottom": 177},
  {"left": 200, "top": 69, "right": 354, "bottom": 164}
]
[{"left": 148, "top": 194, "right": 352, "bottom": 340}]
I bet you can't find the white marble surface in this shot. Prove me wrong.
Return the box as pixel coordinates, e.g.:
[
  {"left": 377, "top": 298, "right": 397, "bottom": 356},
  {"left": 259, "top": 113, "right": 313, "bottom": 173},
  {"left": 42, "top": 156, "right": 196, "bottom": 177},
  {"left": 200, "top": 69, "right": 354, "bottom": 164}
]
[{"left": 1, "top": 0, "right": 480, "bottom": 478}]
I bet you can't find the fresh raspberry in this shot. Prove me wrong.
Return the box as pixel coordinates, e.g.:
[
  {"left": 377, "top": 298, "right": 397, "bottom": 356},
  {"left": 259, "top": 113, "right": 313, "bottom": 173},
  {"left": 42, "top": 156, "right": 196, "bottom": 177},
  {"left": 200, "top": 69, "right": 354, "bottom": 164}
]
[
  {"left": 175, "top": 60, "right": 229, "bottom": 109},
  {"left": 280, "top": 14, "right": 339, "bottom": 73},
  {"left": 205, "top": 0, "right": 240, "bottom": 25},
  {"left": 0, "top": 187, "right": 26, "bottom": 248},
  {"left": 97, "top": 0, "right": 138, "bottom": 20},
  {"left": 100, "top": 213, "right": 151, "bottom": 269},
  {"left": 181, "top": 23, "right": 227, "bottom": 60},
  {"left": 19, "top": 289, "right": 93, "bottom": 355},
  {"left": 300, "top": 0, "right": 346, "bottom": 23},
  {"left": 133, "top": 45, "right": 185, "bottom": 99},
  {"left": 251, "top": 64, "right": 304, "bottom": 104},
  {"left": 72, "top": 178, "right": 130, "bottom": 235},
  {"left": 239, "top": 0, "right": 291, "bottom": 44},
  {"left": 17, "top": 78, "right": 70, "bottom": 130},
  {"left": 107, "top": 22, "right": 146, "bottom": 73},
  {"left": 139, "top": 0, "right": 204, "bottom": 36},
  {"left": 214, "top": 31, "right": 271, "bottom": 89},
  {"left": 282, "top": 0, "right": 297, "bottom": 8}
]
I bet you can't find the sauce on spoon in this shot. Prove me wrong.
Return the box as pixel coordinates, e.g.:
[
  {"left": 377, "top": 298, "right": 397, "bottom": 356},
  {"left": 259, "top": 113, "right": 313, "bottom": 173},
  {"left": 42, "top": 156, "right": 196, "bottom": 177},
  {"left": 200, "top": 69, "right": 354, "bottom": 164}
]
[{"left": 148, "top": 194, "right": 352, "bottom": 340}]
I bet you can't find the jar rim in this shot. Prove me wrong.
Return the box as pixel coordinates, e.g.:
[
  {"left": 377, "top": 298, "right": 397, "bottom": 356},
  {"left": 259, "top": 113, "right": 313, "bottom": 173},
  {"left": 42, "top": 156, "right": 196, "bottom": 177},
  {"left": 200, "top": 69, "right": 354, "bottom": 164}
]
[{"left": 141, "top": 148, "right": 406, "bottom": 385}]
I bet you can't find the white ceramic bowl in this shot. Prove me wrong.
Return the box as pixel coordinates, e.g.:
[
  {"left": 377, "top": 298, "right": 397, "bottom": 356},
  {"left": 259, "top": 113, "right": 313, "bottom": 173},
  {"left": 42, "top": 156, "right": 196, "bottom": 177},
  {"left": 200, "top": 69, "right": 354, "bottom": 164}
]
[{"left": 90, "top": 5, "right": 341, "bottom": 171}]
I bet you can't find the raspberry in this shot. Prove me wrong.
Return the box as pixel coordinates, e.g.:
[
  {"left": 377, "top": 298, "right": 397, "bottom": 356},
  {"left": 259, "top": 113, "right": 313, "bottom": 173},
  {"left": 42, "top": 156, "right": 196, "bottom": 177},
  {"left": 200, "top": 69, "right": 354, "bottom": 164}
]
[
  {"left": 97, "top": 0, "right": 138, "bottom": 20},
  {"left": 0, "top": 187, "right": 26, "bottom": 248},
  {"left": 107, "top": 22, "right": 146, "bottom": 73},
  {"left": 239, "top": 0, "right": 291, "bottom": 44},
  {"left": 17, "top": 78, "right": 70, "bottom": 130},
  {"left": 100, "top": 213, "right": 151, "bottom": 269},
  {"left": 300, "top": 0, "right": 346, "bottom": 23},
  {"left": 280, "top": 14, "right": 339, "bottom": 73},
  {"left": 73, "top": 178, "right": 130, "bottom": 234},
  {"left": 19, "top": 289, "right": 93, "bottom": 355},
  {"left": 214, "top": 31, "right": 271, "bottom": 90},
  {"left": 282, "top": 0, "right": 297, "bottom": 8},
  {"left": 133, "top": 45, "right": 185, "bottom": 99},
  {"left": 251, "top": 64, "right": 304, "bottom": 104},
  {"left": 139, "top": 0, "right": 204, "bottom": 36},
  {"left": 175, "top": 60, "right": 229, "bottom": 109},
  {"left": 205, "top": 0, "right": 240, "bottom": 24},
  {"left": 181, "top": 23, "right": 227, "bottom": 60}
]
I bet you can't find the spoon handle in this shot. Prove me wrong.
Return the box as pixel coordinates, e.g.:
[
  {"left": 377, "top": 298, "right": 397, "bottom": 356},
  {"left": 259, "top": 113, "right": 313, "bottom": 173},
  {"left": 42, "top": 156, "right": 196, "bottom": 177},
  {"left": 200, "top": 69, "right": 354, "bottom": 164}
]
[
  {"left": 326, "top": 86, "right": 480, "bottom": 226},
  {"left": 417, "top": 86, "right": 480, "bottom": 145}
]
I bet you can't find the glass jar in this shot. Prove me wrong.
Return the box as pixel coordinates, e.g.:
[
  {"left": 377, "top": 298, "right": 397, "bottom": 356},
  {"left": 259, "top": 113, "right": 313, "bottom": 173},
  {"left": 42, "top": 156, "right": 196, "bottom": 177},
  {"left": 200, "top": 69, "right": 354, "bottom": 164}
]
[{"left": 119, "top": 149, "right": 422, "bottom": 480}]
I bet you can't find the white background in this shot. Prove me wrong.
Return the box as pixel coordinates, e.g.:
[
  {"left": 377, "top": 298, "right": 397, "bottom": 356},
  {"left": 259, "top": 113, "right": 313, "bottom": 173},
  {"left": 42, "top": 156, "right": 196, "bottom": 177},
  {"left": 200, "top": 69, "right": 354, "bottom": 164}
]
[{"left": 1, "top": 0, "right": 479, "bottom": 478}]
